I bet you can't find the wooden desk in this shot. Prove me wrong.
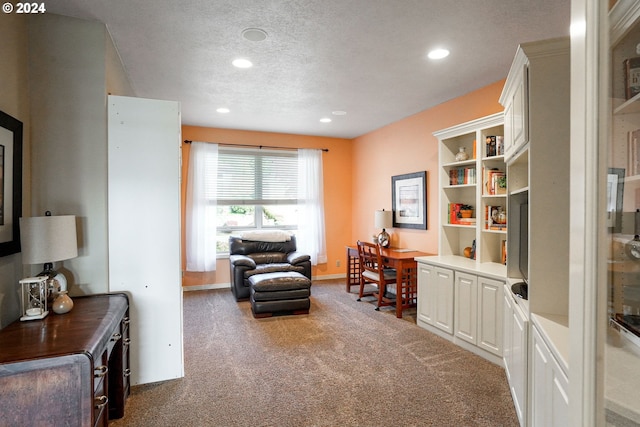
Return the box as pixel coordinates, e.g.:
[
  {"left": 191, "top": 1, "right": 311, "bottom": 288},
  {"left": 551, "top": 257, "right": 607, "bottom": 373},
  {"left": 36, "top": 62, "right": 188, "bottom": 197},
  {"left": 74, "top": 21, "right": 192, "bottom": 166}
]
[
  {"left": 0, "top": 293, "right": 130, "bottom": 427},
  {"left": 346, "top": 245, "right": 430, "bottom": 318}
]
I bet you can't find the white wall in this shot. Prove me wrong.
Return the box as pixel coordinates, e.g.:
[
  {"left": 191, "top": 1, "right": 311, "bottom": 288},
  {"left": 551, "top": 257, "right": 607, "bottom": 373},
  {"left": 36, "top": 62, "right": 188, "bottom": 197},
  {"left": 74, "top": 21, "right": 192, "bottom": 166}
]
[
  {"left": 27, "top": 14, "right": 134, "bottom": 296},
  {"left": 0, "top": 13, "right": 31, "bottom": 328}
]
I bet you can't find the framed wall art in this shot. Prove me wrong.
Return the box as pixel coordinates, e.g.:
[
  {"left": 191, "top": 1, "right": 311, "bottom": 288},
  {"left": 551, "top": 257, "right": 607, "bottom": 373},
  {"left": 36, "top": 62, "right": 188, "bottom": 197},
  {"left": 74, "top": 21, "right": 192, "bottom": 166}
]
[
  {"left": 606, "top": 167, "right": 625, "bottom": 233},
  {"left": 0, "top": 110, "right": 23, "bottom": 257},
  {"left": 391, "top": 171, "right": 427, "bottom": 230}
]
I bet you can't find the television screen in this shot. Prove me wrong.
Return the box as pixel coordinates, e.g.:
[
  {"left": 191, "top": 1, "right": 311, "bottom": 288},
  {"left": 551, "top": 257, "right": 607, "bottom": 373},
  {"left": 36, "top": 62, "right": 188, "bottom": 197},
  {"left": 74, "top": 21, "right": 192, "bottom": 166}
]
[{"left": 519, "top": 201, "right": 529, "bottom": 284}]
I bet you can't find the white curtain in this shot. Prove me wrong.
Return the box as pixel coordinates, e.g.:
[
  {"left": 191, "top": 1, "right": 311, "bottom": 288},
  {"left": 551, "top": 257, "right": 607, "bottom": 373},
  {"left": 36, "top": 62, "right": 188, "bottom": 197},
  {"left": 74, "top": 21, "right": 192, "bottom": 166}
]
[
  {"left": 185, "top": 141, "right": 218, "bottom": 271},
  {"left": 297, "top": 149, "right": 327, "bottom": 265}
]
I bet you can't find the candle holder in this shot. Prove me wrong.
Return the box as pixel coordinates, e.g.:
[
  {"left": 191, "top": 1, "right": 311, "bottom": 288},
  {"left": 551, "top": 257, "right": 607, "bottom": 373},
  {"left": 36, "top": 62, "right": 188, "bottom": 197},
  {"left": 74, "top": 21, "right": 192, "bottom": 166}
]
[{"left": 19, "top": 277, "right": 49, "bottom": 321}]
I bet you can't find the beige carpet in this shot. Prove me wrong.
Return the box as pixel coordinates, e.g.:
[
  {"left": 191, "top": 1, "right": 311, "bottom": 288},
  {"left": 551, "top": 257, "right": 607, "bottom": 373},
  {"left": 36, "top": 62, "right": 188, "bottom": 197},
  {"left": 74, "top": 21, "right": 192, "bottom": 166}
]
[{"left": 111, "top": 280, "right": 518, "bottom": 427}]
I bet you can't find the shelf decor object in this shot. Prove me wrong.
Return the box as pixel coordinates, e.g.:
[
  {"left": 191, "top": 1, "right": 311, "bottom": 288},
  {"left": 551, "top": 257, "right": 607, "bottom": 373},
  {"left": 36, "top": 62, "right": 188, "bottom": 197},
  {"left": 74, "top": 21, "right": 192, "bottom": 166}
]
[
  {"left": 52, "top": 290, "right": 74, "bottom": 314},
  {"left": 0, "top": 110, "right": 23, "bottom": 257},
  {"left": 19, "top": 276, "right": 48, "bottom": 321},
  {"left": 391, "top": 171, "right": 427, "bottom": 230},
  {"left": 455, "top": 147, "right": 470, "bottom": 161},
  {"left": 374, "top": 209, "right": 392, "bottom": 247}
]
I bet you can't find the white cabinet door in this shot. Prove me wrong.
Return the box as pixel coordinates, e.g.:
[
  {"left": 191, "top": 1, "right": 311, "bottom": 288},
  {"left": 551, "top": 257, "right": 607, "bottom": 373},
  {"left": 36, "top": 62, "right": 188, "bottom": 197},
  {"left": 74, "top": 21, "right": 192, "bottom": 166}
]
[
  {"left": 503, "top": 100, "right": 514, "bottom": 161},
  {"left": 511, "top": 298, "right": 528, "bottom": 426},
  {"left": 417, "top": 263, "right": 436, "bottom": 326},
  {"left": 434, "top": 267, "right": 454, "bottom": 334},
  {"left": 511, "top": 65, "right": 527, "bottom": 155},
  {"left": 107, "top": 95, "right": 184, "bottom": 385},
  {"left": 417, "top": 263, "right": 454, "bottom": 335},
  {"left": 477, "top": 276, "right": 503, "bottom": 356},
  {"left": 454, "top": 271, "right": 477, "bottom": 344},
  {"left": 531, "top": 325, "right": 568, "bottom": 427},
  {"left": 503, "top": 286, "right": 514, "bottom": 381},
  {"left": 502, "top": 58, "right": 529, "bottom": 163}
]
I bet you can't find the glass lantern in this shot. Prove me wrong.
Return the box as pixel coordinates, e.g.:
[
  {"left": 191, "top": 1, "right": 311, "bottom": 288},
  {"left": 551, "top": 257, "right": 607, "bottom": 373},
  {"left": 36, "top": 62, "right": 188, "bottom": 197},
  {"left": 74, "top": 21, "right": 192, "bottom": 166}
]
[{"left": 19, "top": 276, "right": 49, "bottom": 321}]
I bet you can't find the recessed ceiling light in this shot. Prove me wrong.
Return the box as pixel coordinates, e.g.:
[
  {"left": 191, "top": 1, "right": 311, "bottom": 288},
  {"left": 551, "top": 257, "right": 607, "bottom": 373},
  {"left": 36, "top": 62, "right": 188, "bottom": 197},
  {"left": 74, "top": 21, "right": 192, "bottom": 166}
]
[
  {"left": 216, "top": 108, "right": 230, "bottom": 114},
  {"left": 332, "top": 111, "right": 347, "bottom": 116},
  {"left": 242, "top": 28, "right": 268, "bottom": 42},
  {"left": 320, "top": 118, "right": 332, "bottom": 123},
  {"left": 232, "top": 58, "right": 253, "bottom": 68},
  {"left": 428, "top": 48, "right": 450, "bottom": 60}
]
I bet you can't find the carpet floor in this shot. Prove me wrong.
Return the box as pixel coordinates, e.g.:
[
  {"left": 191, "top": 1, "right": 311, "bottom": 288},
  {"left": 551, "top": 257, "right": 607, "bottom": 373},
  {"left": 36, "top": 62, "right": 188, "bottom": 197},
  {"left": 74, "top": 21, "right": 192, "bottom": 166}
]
[{"left": 111, "top": 280, "right": 518, "bottom": 427}]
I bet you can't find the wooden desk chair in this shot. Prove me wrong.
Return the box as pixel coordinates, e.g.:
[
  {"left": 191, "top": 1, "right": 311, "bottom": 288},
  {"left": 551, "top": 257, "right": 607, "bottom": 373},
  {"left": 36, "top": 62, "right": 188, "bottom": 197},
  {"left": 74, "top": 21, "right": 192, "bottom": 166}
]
[{"left": 356, "top": 240, "right": 397, "bottom": 310}]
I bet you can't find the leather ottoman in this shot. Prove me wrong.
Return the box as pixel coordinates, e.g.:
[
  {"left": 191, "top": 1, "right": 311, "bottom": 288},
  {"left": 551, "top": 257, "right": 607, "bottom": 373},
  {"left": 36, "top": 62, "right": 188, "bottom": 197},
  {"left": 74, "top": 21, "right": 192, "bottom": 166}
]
[{"left": 249, "top": 271, "right": 311, "bottom": 318}]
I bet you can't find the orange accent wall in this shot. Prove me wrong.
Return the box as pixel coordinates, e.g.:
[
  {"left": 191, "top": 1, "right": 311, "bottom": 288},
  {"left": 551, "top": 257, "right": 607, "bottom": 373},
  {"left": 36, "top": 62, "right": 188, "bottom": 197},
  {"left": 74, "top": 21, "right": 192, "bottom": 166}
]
[
  {"left": 350, "top": 79, "right": 506, "bottom": 254},
  {"left": 181, "top": 79, "right": 505, "bottom": 287},
  {"left": 181, "top": 127, "right": 352, "bottom": 287}
]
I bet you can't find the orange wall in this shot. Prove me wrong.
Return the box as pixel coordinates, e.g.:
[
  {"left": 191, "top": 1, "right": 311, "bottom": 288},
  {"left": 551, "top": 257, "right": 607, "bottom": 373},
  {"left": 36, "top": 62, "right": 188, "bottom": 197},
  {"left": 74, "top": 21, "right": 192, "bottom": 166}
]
[
  {"left": 181, "top": 79, "right": 506, "bottom": 287},
  {"left": 350, "top": 79, "right": 506, "bottom": 254},
  {"left": 181, "top": 127, "right": 352, "bottom": 287}
]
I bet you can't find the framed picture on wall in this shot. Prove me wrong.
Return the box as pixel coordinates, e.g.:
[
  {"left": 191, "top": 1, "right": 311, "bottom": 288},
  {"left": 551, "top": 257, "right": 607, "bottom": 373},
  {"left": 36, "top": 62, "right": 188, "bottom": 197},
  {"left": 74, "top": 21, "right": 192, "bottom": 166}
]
[
  {"left": 0, "top": 110, "right": 23, "bottom": 257},
  {"left": 391, "top": 171, "right": 427, "bottom": 229},
  {"left": 607, "top": 167, "right": 625, "bottom": 233}
]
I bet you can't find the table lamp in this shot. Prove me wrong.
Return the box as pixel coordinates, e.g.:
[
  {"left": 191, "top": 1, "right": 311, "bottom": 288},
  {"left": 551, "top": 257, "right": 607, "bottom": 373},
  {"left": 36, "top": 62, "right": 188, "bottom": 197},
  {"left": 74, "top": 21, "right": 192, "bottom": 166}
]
[
  {"left": 20, "top": 212, "right": 78, "bottom": 295},
  {"left": 375, "top": 209, "right": 393, "bottom": 247}
]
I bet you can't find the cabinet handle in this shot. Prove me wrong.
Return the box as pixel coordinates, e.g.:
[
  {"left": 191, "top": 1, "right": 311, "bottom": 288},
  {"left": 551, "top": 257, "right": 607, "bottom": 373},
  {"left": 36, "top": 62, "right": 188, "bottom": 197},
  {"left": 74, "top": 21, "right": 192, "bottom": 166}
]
[
  {"left": 94, "top": 365, "right": 109, "bottom": 378},
  {"left": 111, "top": 332, "right": 122, "bottom": 341},
  {"left": 124, "top": 337, "right": 131, "bottom": 346},
  {"left": 95, "top": 395, "right": 108, "bottom": 409},
  {"left": 124, "top": 368, "right": 132, "bottom": 377}
]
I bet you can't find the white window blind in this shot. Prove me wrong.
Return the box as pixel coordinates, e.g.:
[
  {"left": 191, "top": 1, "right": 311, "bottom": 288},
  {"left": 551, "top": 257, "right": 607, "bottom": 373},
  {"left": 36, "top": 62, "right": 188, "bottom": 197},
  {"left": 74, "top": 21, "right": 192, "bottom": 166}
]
[{"left": 217, "top": 148, "right": 297, "bottom": 205}]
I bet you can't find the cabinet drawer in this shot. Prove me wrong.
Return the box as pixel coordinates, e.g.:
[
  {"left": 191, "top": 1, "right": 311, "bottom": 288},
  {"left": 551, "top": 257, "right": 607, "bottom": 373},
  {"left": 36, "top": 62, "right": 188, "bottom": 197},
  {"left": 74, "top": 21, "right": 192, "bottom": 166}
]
[{"left": 109, "top": 313, "right": 131, "bottom": 420}]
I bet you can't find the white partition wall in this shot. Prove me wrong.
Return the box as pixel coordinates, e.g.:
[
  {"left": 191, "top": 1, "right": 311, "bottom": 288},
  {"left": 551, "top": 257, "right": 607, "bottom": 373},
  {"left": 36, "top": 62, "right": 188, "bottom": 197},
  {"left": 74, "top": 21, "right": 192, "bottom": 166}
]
[{"left": 107, "top": 95, "right": 184, "bottom": 385}]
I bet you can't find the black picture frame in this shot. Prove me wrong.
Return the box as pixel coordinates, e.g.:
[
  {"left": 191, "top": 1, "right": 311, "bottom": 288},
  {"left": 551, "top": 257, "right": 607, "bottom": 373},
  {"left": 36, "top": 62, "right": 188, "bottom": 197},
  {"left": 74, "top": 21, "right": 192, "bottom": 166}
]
[
  {"left": 391, "top": 171, "right": 427, "bottom": 230},
  {"left": 0, "top": 111, "right": 23, "bottom": 256}
]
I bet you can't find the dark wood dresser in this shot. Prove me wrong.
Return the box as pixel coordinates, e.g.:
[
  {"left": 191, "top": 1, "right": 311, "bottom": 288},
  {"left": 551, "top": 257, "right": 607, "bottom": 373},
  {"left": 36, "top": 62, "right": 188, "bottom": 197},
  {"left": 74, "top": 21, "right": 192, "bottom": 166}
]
[{"left": 0, "top": 293, "right": 130, "bottom": 426}]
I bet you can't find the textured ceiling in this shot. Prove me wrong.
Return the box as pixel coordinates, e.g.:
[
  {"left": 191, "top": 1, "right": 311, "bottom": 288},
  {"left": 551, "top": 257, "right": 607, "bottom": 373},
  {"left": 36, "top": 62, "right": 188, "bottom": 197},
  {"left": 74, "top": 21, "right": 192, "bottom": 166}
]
[{"left": 45, "top": 0, "right": 571, "bottom": 139}]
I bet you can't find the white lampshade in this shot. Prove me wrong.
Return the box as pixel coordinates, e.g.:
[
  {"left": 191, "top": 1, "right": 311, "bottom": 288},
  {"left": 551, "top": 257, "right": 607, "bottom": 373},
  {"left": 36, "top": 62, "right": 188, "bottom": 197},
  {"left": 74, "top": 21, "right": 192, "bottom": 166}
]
[
  {"left": 374, "top": 209, "right": 393, "bottom": 230},
  {"left": 20, "top": 215, "right": 78, "bottom": 265}
]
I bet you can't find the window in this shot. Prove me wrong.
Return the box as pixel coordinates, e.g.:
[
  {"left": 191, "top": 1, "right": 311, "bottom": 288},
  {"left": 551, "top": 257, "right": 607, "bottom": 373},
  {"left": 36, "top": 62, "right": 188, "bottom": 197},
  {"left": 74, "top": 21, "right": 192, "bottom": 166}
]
[{"left": 214, "top": 147, "right": 299, "bottom": 252}]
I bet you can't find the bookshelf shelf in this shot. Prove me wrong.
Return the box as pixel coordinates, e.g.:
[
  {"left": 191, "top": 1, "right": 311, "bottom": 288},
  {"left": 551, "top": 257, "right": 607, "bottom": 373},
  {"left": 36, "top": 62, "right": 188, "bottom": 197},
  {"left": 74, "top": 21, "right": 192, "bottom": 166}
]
[{"left": 434, "top": 113, "right": 506, "bottom": 265}]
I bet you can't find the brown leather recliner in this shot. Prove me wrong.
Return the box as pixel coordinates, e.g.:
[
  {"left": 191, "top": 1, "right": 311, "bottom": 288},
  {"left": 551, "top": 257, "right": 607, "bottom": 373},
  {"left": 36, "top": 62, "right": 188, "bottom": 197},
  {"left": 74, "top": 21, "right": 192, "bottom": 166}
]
[{"left": 228, "top": 235, "right": 312, "bottom": 301}]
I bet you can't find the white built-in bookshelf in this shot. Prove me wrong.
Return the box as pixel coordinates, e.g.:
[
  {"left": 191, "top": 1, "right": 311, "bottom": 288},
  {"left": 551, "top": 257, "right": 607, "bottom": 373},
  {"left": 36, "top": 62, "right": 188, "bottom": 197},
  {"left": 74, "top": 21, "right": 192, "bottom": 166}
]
[{"left": 434, "top": 112, "right": 507, "bottom": 267}]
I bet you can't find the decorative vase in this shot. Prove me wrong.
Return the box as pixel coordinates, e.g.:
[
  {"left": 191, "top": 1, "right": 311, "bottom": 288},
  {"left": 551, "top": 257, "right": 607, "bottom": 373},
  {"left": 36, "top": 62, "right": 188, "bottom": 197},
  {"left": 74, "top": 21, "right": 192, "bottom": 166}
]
[
  {"left": 455, "top": 147, "right": 469, "bottom": 161},
  {"left": 52, "top": 291, "right": 74, "bottom": 314}
]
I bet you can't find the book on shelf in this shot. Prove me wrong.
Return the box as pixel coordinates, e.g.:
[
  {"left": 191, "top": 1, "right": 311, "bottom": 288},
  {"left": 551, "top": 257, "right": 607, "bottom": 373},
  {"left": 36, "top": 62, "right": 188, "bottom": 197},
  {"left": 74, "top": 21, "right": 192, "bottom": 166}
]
[
  {"left": 449, "top": 166, "right": 476, "bottom": 185},
  {"left": 449, "top": 203, "right": 462, "bottom": 224},
  {"left": 457, "top": 217, "right": 476, "bottom": 226},
  {"left": 485, "top": 136, "right": 504, "bottom": 157},
  {"left": 470, "top": 239, "right": 476, "bottom": 260},
  {"left": 483, "top": 168, "right": 506, "bottom": 195},
  {"left": 625, "top": 57, "right": 640, "bottom": 100},
  {"left": 501, "top": 240, "right": 507, "bottom": 265},
  {"left": 628, "top": 129, "right": 640, "bottom": 176}
]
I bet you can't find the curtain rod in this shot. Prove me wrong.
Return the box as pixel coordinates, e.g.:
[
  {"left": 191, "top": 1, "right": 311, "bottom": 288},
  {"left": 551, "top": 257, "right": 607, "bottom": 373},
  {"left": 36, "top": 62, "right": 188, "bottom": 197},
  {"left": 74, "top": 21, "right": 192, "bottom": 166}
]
[{"left": 183, "top": 140, "right": 328, "bottom": 152}]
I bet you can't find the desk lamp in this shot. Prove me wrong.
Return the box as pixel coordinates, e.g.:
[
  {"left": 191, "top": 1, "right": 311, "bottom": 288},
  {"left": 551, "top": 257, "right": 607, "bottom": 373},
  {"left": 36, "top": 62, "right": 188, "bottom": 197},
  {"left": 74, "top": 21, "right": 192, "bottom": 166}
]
[
  {"left": 375, "top": 209, "right": 393, "bottom": 247},
  {"left": 20, "top": 212, "right": 78, "bottom": 295}
]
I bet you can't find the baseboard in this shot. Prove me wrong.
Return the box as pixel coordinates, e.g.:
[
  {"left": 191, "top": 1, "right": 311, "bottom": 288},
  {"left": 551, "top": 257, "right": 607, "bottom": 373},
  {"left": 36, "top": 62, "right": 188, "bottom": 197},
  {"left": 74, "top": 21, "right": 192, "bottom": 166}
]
[
  {"left": 182, "top": 274, "right": 347, "bottom": 292},
  {"left": 182, "top": 283, "right": 231, "bottom": 292},
  {"left": 314, "top": 273, "right": 346, "bottom": 281}
]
